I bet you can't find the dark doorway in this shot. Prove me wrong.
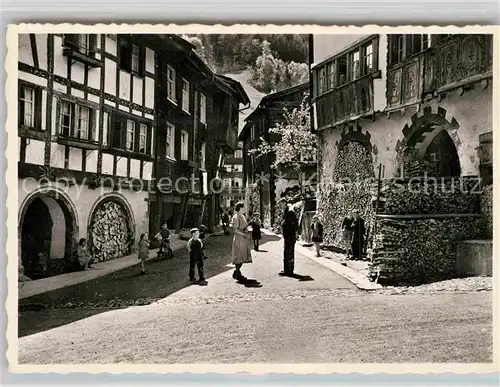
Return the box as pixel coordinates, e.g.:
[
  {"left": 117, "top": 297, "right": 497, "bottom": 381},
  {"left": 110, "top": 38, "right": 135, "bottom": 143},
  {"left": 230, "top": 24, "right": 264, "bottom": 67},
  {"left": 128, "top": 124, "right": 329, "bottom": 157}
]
[
  {"left": 424, "top": 130, "right": 461, "bottom": 177},
  {"left": 21, "top": 198, "right": 53, "bottom": 279}
]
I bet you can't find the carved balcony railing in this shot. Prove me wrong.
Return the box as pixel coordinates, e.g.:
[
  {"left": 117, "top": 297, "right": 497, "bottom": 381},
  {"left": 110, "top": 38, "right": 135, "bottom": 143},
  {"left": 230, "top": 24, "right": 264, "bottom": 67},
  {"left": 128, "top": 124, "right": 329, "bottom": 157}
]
[
  {"left": 423, "top": 34, "right": 493, "bottom": 94},
  {"left": 387, "top": 34, "right": 493, "bottom": 110},
  {"left": 386, "top": 55, "right": 424, "bottom": 110},
  {"left": 314, "top": 74, "right": 373, "bottom": 130}
]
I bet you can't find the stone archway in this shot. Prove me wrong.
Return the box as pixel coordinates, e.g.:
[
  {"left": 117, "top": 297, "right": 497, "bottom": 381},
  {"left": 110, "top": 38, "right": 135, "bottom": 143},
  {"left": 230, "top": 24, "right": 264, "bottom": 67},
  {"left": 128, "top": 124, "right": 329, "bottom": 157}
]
[
  {"left": 18, "top": 187, "right": 79, "bottom": 278},
  {"left": 396, "top": 106, "right": 461, "bottom": 177},
  {"left": 88, "top": 193, "right": 135, "bottom": 262}
]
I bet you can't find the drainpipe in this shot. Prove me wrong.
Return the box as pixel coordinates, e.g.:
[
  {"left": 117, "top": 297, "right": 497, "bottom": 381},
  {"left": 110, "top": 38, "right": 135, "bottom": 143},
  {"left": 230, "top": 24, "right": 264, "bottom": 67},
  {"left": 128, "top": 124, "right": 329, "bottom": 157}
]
[{"left": 308, "top": 34, "right": 315, "bottom": 134}]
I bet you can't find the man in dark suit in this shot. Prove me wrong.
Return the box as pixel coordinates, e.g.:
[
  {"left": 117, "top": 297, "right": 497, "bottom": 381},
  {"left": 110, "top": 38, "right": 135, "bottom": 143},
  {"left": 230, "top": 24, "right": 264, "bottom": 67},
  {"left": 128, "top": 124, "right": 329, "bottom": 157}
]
[
  {"left": 279, "top": 199, "right": 299, "bottom": 276},
  {"left": 351, "top": 209, "right": 366, "bottom": 260}
]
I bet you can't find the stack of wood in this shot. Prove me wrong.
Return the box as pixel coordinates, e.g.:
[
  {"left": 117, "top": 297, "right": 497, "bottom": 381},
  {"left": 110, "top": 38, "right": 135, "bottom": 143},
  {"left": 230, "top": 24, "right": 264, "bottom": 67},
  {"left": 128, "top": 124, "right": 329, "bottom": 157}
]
[
  {"left": 91, "top": 201, "right": 131, "bottom": 261},
  {"left": 369, "top": 215, "right": 488, "bottom": 284},
  {"left": 332, "top": 141, "right": 374, "bottom": 182},
  {"left": 481, "top": 184, "right": 493, "bottom": 238},
  {"left": 381, "top": 178, "right": 481, "bottom": 215}
]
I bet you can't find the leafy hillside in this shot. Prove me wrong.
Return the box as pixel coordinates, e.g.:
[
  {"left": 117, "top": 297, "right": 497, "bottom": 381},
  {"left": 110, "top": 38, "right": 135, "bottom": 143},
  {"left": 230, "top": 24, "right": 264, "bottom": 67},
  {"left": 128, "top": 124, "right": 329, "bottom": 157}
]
[{"left": 184, "top": 34, "right": 309, "bottom": 94}]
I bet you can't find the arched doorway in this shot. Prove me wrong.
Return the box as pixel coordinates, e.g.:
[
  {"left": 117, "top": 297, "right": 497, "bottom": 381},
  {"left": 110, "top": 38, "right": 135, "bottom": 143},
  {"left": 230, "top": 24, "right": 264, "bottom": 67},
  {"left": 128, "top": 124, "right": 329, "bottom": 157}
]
[
  {"left": 88, "top": 194, "right": 135, "bottom": 262},
  {"left": 422, "top": 129, "right": 461, "bottom": 177},
  {"left": 19, "top": 189, "right": 78, "bottom": 279}
]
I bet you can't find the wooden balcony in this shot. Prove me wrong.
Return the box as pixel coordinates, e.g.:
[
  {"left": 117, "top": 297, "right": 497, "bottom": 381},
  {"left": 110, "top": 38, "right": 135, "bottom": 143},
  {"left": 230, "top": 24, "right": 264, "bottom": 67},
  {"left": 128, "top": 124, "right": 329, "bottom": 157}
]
[
  {"left": 314, "top": 74, "right": 373, "bottom": 130},
  {"left": 218, "top": 126, "right": 238, "bottom": 153},
  {"left": 387, "top": 35, "right": 493, "bottom": 110}
]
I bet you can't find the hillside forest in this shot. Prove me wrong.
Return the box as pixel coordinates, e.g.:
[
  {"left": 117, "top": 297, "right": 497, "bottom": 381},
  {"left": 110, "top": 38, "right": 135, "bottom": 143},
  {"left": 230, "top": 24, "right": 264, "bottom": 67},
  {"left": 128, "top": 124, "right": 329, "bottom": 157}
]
[{"left": 183, "top": 34, "right": 310, "bottom": 94}]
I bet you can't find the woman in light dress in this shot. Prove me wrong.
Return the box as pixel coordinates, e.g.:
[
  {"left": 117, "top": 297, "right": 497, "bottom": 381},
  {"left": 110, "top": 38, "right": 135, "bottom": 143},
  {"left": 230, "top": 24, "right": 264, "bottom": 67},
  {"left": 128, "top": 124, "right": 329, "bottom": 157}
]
[{"left": 231, "top": 202, "right": 253, "bottom": 281}]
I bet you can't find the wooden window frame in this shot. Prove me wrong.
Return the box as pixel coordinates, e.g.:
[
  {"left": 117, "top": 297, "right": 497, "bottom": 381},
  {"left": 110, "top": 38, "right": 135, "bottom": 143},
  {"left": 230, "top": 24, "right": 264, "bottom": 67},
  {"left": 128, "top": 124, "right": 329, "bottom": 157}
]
[
  {"left": 167, "top": 65, "right": 177, "bottom": 103},
  {"left": 57, "top": 99, "right": 96, "bottom": 142},
  {"left": 18, "top": 83, "right": 43, "bottom": 130},
  {"left": 200, "top": 141, "right": 206, "bottom": 170},
  {"left": 200, "top": 93, "right": 207, "bottom": 124},
  {"left": 182, "top": 78, "right": 190, "bottom": 114},
  {"left": 118, "top": 36, "right": 146, "bottom": 77},
  {"left": 166, "top": 122, "right": 175, "bottom": 160},
  {"left": 388, "top": 34, "right": 433, "bottom": 67},
  {"left": 180, "top": 130, "right": 189, "bottom": 161},
  {"left": 139, "top": 123, "right": 148, "bottom": 154},
  {"left": 63, "top": 34, "right": 98, "bottom": 58},
  {"left": 110, "top": 111, "right": 153, "bottom": 155}
]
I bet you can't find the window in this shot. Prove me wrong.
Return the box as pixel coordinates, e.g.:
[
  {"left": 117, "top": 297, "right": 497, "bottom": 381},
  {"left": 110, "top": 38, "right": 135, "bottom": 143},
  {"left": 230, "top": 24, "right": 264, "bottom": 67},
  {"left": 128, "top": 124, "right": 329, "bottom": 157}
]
[
  {"left": 363, "top": 43, "right": 373, "bottom": 74},
  {"left": 234, "top": 149, "right": 243, "bottom": 158},
  {"left": 64, "top": 34, "right": 97, "bottom": 57},
  {"left": 318, "top": 67, "right": 326, "bottom": 94},
  {"left": 20, "top": 86, "right": 35, "bottom": 127},
  {"left": 139, "top": 123, "right": 147, "bottom": 153},
  {"left": 74, "top": 105, "right": 90, "bottom": 139},
  {"left": 180, "top": 130, "right": 189, "bottom": 160},
  {"left": 58, "top": 100, "right": 96, "bottom": 141},
  {"left": 328, "top": 62, "right": 336, "bottom": 89},
  {"left": 250, "top": 125, "right": 255, "bottom": 142},
  {"left": 351, "top": 51, "right": 360, "bottom": 80},
  {"left": 131, "top": 45, "right": 140, "bottom": 74},
  {"left": 224, "top": 178, "right": 231, "bottom": 187},
  {"left": 338, "top": 56, "right": 347, "bottom": 85},
  {"left": 118, "top": 36, "right": 145, "bottom": 75},
  {"left": 389, "top": 34, "right": 431, "bottom": 66},
  {"left": 166, "top": 122, "right": 175, "bottom": 159},
  {"left": 200, "top": 93, "right": 207, "bottom": 124},
  {"left": 182, "top": 79, "right": 190, "bottom": 113},
  {"left": 200, "top": 142, "right": 206, "bottom": 170},
  {"left": 102, "top": 111, "right": 110, "bottom": 146},
  {"left": 126, "top": 120, "right": 136, "bottom": 151},
  {"left": 167, "top": 65, "right": 176, "bottom": 102},
  {"left": 60, "top": 101, "right": 72, "bottom": 136}
]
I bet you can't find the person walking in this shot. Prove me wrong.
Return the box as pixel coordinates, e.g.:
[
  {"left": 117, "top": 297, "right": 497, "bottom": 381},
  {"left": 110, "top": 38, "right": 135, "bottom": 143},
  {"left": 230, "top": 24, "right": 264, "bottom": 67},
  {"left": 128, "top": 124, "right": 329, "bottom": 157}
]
[
  {"left": 250, "top": 214, "right": 262, "bottom": 251},
  {"left": 351, "top": 209, "right": 366, "bottom": 261},
  {"left": 279, "top": 199, "right": 299, "bottom": 277},
  {"left": 231, "top": 202, "right": 252, "bottom": 282},
  {"left": 155, "top": 223, "right": 172, "bottom": 259},
  {"left": 310, "top": 215, "right": 324, "bottom": 257},
  {"left": 342, "top": 211, "right": 354, "bottom": 261},
  {"left": 138, "top": 233, "right": 150, "bottom": 275}
]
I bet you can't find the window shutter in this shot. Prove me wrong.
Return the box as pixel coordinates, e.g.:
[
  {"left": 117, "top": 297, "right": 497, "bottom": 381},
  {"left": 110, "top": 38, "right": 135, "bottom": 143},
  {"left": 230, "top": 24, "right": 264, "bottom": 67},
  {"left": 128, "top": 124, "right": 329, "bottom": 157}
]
[
  {"left": 119, "top": 39, "right": 131, "bottom": 72},
  {"left": 64, "top": 34, "right": 78, "bottom": 48},
  {"left": 139, "top": 43, "right": 146, "bottom": 76},
  {"left": 18, "top": 85, "right": 24, "bottom": 127},
  {"left": 55, "top": 99, "right": 61, "bottom": 135},
  {"left": 89, "top": 34, "right": 98, "bottom": 57},
  {"left": 34, "top": 88, "right": 42, "bottom": 130},
  {"left": 372, "top": 37, "right": 379, "bottom": 72},
  {"left": 147, "top": 125, "right": 153, "bottom": 155},
  {"left": 90, "top": 109, "right": 97, "bottom": 141},
  {"left": 112, "top": 114, "right": 122, "bottom": 148}
]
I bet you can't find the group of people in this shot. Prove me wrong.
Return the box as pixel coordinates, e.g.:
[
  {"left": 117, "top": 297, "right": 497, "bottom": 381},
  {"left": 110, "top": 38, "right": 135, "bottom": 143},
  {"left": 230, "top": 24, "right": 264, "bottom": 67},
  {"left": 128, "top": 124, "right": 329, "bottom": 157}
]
[
  {"left": 230, "top": 200, "right": 367, "bottom": 281},
  {"left": 72, "top": 201, "right": 366, "bottom": 286}
]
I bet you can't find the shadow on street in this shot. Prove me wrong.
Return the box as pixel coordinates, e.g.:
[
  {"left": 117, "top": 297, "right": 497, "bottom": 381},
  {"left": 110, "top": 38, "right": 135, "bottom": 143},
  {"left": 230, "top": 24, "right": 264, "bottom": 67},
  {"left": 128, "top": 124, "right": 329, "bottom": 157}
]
[{"left": 18, "top": 233, "right": 280, "bottom": 337}]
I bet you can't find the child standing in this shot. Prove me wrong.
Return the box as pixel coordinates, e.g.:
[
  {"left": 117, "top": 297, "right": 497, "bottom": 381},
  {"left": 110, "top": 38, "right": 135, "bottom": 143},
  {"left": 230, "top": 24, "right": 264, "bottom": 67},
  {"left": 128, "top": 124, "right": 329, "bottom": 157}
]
[
  {"left": 199, "top": 224, "right": 208, "bottom": 260},
  {"left": 250, "top": 215, "right": 262, "bottom": 251},
  {"left": 187, "top": 228, "right": 207, "bottom": 285},
  {"left": 138, "top": 233, "right": 150, "bottom": 275}
]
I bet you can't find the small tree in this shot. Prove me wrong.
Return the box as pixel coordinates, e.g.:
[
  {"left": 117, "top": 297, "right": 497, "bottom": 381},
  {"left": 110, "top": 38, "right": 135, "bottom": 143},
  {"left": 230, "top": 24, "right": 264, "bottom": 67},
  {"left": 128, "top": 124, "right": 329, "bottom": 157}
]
[{"left": 248, "top": 93, "right": 316, "bottom": 193}]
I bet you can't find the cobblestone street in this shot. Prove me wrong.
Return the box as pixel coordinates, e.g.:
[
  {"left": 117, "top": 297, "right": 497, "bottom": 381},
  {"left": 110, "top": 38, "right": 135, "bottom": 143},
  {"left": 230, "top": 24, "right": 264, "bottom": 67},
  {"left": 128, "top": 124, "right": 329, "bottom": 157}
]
[{"left": 18, "top": 232, "right": 492, "bottom": 364}]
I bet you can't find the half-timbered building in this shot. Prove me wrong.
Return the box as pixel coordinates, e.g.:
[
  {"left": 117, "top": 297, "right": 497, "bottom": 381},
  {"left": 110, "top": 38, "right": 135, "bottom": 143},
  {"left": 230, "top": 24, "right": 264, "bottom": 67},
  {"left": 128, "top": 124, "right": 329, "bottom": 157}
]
[{"left": 17, "top": 33, "right": 158, "bottom": 279}]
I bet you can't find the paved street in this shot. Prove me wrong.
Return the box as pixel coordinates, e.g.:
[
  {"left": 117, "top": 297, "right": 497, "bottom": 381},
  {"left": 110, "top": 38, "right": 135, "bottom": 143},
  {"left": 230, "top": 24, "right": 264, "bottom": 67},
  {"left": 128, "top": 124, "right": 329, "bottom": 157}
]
[{"left": 18, "top": 233, "right": 493, "bottom": 364}]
